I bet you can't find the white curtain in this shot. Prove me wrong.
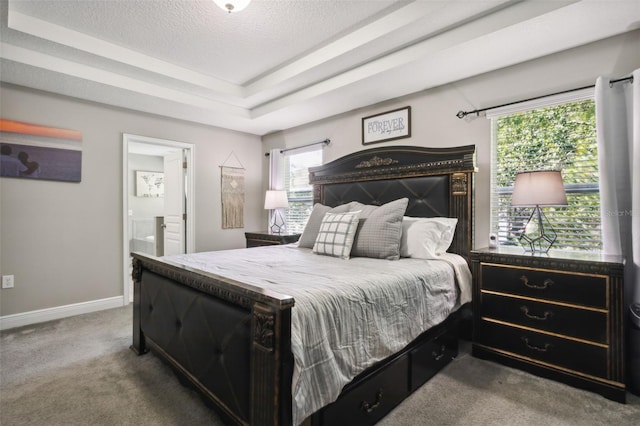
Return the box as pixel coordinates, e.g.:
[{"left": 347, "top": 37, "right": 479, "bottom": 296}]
[
  {"left": 595, "top": 69, "right": 640, "bottom": 307},
  {"left": 268, "top": 148, "right": 285, "bottom": 190},
  {"left": 268, "top": 148, "right": 286, "bottom": 229}
]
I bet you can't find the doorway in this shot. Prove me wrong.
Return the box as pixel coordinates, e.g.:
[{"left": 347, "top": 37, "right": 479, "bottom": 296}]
[{"left": 122, "top": 134, "right": 195, "bottom": 304}]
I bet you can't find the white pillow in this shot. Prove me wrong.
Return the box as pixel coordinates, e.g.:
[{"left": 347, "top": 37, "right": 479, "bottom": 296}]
[
  {"left": 400, "top": 217, "right": 458, "bottom": 259},
  {"left": 313, "top": 211, "right": 360, "bottom": 259}
]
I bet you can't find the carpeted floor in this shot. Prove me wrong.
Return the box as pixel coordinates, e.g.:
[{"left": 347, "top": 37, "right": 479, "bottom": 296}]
[{"left": 1, "top": 306, "right": 638, "bottom": 425}]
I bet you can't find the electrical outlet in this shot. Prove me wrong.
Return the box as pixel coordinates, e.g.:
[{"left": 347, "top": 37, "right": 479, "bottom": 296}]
[{"left": 2, "top": 275, "right": 14, "bottom": 289}]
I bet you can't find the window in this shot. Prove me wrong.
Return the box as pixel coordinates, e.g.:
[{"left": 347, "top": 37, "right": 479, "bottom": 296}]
[
  {"left": 490, "top": 94, "right": 602, "bottom": 251},
  {"left": 284, "top": 149, "right": 323, "bottom": 233}
]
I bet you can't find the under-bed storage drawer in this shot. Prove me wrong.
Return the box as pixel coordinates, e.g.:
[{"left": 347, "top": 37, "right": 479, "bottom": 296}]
[
  {"left": 320, "top": 355, "right": 409, "bottom": 426},
  {"left": 410, "top": 329, "right": 457, "bottom": 391}
]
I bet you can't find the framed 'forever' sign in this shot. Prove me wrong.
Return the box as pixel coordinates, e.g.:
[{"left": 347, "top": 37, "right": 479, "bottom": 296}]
[{"left": 362, "top": 106, "right": 411, "bottom": 145}]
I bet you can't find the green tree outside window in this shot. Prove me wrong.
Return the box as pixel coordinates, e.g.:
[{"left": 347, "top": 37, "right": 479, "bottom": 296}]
[{"left": 492, "top": 99, "right": 602, "bottom": 251}]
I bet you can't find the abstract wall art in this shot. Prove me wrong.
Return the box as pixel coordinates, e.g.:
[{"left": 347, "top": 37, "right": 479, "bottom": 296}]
[{"left": 0, "top": 119, "right": 82, "bottom": 182}]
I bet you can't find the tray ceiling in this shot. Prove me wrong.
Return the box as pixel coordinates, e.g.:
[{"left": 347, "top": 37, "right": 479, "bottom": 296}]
[{"left": 1, "top": 0, "right": 639, "bottom": 135}]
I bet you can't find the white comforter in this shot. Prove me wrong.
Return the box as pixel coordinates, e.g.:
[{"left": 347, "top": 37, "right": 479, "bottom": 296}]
[{"left": 165, "top": 245, "right": 471, "bottom": 425}]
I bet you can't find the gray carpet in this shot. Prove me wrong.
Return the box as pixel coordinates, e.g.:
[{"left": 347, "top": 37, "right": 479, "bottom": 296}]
[{"left": 1, "top": 306, "right": 638, "bottom": 425}]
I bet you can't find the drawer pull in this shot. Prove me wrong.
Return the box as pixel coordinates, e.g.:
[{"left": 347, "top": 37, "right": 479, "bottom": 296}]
[
  {"left": 360, "top": 389, "right": 384, "bottom": 414},
  {"left": 432, "top": 344, "right": 446, "bottom": 361},
  {"left": 520, "top": 306, "right": 554, "bottom": 321},
  {"left": 521, "top": 337, "right": 552, "bottom": 352},
  {"left": 520, "top": 275, "right": 554, "bottom": 290}
]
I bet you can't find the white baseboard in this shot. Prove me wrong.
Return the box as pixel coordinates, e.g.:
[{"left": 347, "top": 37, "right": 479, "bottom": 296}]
[{"left": 0, "top": 296, "right": 125, "bottom": 331}]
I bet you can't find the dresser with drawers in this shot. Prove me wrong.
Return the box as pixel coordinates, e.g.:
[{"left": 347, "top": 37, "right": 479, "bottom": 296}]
[
  {"left": 471, "top": 247, "right": 626, "bottom": 402},
  {"left": 244, "top": 231, "right": 301, "bottom": 248}
]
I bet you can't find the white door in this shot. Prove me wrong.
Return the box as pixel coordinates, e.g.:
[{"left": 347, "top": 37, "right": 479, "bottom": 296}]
[{"left": 163, "top": 150, "right": 185, "bottom": 256}]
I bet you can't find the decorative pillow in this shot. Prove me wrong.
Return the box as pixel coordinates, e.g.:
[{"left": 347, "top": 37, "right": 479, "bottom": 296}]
[
  {"left": 350, "top": 198, "right": 409, "bottom": 260},
  {"left": 312, "top": 212, "right": 360, "bottom": 259},
  {"left": 298, "top": 202, "right": 358, "bottom": 248},
  {"left": 400, "top": 217, "right": 458, "bottom": 259}
]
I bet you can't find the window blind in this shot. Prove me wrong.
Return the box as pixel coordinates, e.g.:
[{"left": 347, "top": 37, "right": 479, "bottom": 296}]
[
  {"left": 490, "top": 97, "right": 602, "bottom": 251},
  {"left": 284, "top": 149, "right": 323, "bottom": 233}
]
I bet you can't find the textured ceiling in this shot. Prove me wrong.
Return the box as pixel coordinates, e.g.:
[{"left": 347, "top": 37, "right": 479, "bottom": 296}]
[
  {"left": 1, "top": 0, "right": 639, "bottom": 136},
  {"left": 8, "top": 0, "right": 400, "bottom": 84}
]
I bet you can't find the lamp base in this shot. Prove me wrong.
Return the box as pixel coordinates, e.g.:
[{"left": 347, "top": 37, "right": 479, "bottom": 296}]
[
  {"left": 269, "top": 209, "right": 287, "bottom": 235},
  {"left": 518, "top": 205, "right": 557, "bottom": 253}
]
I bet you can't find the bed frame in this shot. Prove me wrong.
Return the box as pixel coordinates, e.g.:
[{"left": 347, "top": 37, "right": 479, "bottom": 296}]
[{"left": 131, "top": 145, "right": 476, "bottom": 425}]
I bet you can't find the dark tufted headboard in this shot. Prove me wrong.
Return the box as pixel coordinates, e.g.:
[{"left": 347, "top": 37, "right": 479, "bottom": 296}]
[{"left": 309, "top": 145, "right": 476, "bottom": 263}]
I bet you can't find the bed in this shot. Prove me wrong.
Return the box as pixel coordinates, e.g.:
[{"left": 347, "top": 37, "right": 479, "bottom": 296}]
[{"left": 131, "top": 144, "right": 477, "bottom": 425}]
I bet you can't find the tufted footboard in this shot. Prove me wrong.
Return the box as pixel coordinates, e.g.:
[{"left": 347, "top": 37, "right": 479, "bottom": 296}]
[{"left": 131, "top": 253, "right": 295, "bottom": 426}]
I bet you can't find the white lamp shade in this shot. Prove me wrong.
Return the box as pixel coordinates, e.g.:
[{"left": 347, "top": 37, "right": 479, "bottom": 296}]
[
  {"left": 213, "top": 0, "right": 251, "bottom": 13},
  {"left": 264, "top": 190, "right": 289, "bottom": 209},
  {"left": 511, "top": 170, "right": 568, "bottom": 206}
]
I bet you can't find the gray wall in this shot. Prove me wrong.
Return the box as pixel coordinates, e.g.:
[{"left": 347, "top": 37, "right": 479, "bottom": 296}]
[
  {"left": 0, "top": 86, "right": 262, "bottom": 316},
  {"left": 263, "top": 30, "right": 640, "bottom": 251}
]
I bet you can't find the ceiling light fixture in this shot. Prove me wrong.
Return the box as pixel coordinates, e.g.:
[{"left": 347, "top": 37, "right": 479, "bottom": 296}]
[{"left": 213, "top": 0, "right": 251, "bottom": 13}]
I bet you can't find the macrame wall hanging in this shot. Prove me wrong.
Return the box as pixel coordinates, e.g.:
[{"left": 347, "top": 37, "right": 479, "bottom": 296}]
[{"left": 220, "top": 151, "right": 245, "bottom": 229}]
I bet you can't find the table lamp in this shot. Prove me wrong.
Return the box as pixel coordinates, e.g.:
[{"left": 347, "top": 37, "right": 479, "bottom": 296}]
[
  {"left": 511, "top": 170, "right": 568, "bottom": 253},
  {"left": 264, "top": 190, "right": 289, "bottom": 234}
]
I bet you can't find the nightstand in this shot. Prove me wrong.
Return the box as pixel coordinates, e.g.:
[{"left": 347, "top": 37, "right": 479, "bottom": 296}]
[
  {"left": 244, "top": 231, "right": 301, "bottom": 248},
  {"left": 471, "top": 246, "right": 626, "bottom": 402}
]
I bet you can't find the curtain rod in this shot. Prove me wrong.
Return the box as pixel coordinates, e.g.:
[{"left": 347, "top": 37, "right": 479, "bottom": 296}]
[
  {"left": 455, "top": 76, "right": 634, "bottom": 119},
  {"left": 264, "top": 138, "right": 330, "bottom": 157}
]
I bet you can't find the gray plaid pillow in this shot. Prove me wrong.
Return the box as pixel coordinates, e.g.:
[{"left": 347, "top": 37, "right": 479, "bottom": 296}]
[
  {"left": 312, "top": 212, "right": 360, "bottom": 259},
  {"left": 350, "top": 198, "right": 409, "bottom": 260}
]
